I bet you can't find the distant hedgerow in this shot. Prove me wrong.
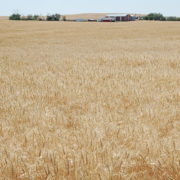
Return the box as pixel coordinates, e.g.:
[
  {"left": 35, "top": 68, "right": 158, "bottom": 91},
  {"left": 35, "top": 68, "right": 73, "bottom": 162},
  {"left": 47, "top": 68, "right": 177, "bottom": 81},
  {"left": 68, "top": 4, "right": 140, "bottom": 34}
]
[
  {"left": 46, "top": 14, "right": 61, "bottom": 21},
  {"left": 9, "top": 13, "right": 21, "bottom": 20}
]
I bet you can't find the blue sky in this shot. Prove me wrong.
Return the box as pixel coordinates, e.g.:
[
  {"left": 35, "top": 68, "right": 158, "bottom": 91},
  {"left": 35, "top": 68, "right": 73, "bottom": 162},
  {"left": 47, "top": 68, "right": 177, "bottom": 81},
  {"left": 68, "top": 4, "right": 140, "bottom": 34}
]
[{"left": 0, "top": 0, "right": 180, "bottom": 16}]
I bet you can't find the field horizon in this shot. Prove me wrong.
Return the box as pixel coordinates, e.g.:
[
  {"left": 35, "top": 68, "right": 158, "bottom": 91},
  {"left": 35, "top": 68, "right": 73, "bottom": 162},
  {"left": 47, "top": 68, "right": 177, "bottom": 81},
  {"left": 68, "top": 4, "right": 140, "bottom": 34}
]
[
  {"left": 0, "top": 13, "right": 147, "bottom": 20},
  {"left": 1, "top": 20, "right": 180, "bottom": 179}
]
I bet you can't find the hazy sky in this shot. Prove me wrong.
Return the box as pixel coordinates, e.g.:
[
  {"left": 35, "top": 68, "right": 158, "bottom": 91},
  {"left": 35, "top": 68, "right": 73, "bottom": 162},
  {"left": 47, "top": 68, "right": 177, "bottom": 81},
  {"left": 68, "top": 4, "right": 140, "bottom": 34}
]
[{"left": 1, "top": 0, "right": 180, "bottom": 16}]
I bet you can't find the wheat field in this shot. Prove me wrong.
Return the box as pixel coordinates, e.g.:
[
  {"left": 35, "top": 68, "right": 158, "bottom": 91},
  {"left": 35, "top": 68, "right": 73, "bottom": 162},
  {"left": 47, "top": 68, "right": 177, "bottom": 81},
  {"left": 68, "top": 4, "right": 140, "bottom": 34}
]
[{"left": 0, "top": 20, "right": 180, "bottom": 179}]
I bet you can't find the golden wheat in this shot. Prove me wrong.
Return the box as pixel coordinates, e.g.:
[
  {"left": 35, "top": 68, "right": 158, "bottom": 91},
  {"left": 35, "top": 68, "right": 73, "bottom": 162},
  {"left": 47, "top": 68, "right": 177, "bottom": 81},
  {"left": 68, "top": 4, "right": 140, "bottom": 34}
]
[{"left": 0, "top": 20, "right": 180, "bottom": 179}]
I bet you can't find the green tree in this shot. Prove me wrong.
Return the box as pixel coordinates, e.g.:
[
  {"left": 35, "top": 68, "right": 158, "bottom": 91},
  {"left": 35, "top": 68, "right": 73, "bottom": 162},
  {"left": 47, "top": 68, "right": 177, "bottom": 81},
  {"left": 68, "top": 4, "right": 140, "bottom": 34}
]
[
  {"left": 46, "top": 14, "right": 61, "bottom": 21},
  {"left": 33, "top": 15, "right": 39, "bottom": 20},
  {"left": 9, "top": 13, "right": 21, "bottom": 20},
  {"left": 146, "top": 13, "right": 165, "bottom": 21},
  {"left": 63, "top": 16, "right": 66, "bottom": 21},
  {"left": 167, "top": 17, "right": 180, "bottom": 21}
]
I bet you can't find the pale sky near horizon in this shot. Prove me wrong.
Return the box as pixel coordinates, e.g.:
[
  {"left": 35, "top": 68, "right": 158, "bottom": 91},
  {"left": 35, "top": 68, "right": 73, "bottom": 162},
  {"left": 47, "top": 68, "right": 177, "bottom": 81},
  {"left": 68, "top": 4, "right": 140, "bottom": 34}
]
[{"left": 0, "top": 0, "right": 180, "bottom": 17}]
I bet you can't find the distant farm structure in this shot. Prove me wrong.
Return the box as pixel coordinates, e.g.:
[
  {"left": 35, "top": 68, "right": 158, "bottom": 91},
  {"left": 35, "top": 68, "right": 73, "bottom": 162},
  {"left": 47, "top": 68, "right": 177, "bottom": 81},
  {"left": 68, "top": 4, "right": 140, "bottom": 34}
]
[
  {"left": 59, "top": 13, "right": 143, "bottom": 22},
  {"left": 88, "top": 19, "right": 97, "bottom": 22},
  {"left": 77, "top": 14, "right": 137, "bottom": 22},
  {"left": 76, "top": 18, "right": 84, "bottom": 22},
  {"left": 72, "top": 14, "right": 137, "bottom": 22},
  {"left": 105, "top": 14, "right": 136, "bottom": 21},
  {"left": 97, "top": 18, "right": 115, "bottom": 22}
]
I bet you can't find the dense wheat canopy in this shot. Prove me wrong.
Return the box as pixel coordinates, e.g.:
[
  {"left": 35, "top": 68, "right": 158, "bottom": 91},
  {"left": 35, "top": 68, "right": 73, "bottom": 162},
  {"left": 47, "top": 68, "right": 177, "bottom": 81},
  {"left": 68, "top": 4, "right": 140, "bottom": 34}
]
[{"left": 1, "top": 20, "right": 180, "bottom": 179}]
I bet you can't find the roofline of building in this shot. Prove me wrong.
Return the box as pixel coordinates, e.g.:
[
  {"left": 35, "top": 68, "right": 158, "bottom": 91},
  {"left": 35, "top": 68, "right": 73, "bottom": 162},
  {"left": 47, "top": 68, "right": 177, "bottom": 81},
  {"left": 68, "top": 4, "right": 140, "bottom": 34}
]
[{"left": 106, "top": 14, "right": 129, "bottom": 17}]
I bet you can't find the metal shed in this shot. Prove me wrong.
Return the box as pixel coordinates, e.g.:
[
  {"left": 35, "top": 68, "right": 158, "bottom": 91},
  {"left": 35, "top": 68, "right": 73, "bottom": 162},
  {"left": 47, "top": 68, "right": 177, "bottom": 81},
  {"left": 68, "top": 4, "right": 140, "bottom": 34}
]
[
  {"left": 76, "top": 18, "right": 84, "bottom": 22},
  {"left": 131, "top": 15, "right": 136, "bottom": 21},
  {"left": 106, "top": 14, "right": 133, "bottom": 21}
]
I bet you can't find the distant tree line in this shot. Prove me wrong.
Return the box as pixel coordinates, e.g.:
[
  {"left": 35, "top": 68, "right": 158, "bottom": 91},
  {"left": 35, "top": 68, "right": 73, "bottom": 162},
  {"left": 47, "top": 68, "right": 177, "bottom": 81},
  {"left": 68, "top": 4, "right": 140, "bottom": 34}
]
[
  {"left": 140, "top": 13, "right": 180, "bottom": 21},
  {"left": 46, "top": 14, "right": 61, "bottom": 21},
  {"left": 9, "top": 12, "right": 180, "bottom": 22},
  {"left": 166, "top": 17, "right": 180, "bottom": 21},
  {"left": 145, "top": 13, "right": 166, "bottom": 21},
  {"left": 9, "top": 13, "right": 64, "bottom": 21},
  {"left": 21, "top": 14, "right": 43, "bottom": 21},
  {"left": 9, "top": 13, "right": 21, "bottom": 20}
]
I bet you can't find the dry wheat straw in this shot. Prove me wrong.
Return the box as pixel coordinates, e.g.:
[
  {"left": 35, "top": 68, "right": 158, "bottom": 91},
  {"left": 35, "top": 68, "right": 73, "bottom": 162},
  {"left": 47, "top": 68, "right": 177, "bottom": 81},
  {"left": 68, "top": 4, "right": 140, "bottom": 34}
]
[{"left": 0, "top": 20, "right": 180, "bottom": 179}]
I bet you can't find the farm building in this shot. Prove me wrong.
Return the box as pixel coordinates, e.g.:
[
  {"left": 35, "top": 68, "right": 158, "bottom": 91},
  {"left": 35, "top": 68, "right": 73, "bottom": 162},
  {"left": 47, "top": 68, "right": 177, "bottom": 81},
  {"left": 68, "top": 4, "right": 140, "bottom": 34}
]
[
  {"left": 106, "top": 14, "right": 136, "bottom": 21},
  {"left": 88, "top": 19, "right": 97, "bottom": 22},
  {"left": 98, "top": 18, "right": 115, "bottom": 22},
  {"left": 76, "top": 18, "right": 84, "bottom": 22},
  {"left": 131, "top": 15, "right": 136, "bottom": 21}
]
